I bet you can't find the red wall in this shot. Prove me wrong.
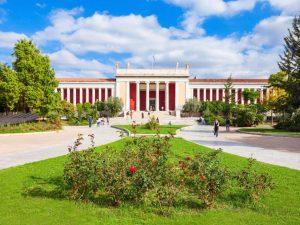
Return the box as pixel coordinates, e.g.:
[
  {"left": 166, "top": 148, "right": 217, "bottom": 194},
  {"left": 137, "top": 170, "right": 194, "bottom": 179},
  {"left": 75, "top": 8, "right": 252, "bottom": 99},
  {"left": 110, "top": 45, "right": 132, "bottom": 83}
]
[
  {"left": 82, "top": 89, "right": 86, "bottom": 103},
  {"left": 219, "top": 89, "right": 223, "bottom": 101},
  {"left": 63, "top": 89, "right": 67, "bottom": 100},
  {"left": 108, "top": 88, "right": 112, "bottom": 98},
  {"left": 130, "top": 83, "right": 136, "bottom": 110},
  {"left": 89, "top": 89, "right": 93, "bottom": 103},
  {"left": 193, "top": 89, "right": 197, "bottom": 98},
  {"left": 76, "top": 89, "right": 80, "bottom": 104},
  {"left": 101, "top": 89, "right": 105, "bottom": 102},
  {"left": 159, "top": 90, "right": 165, "bottom": 110},
  {"left": 206, "top": 89, "right": 210, "bottom": 101},
  {"left": 200, "top": 89, "right": 204, "bottom": 101},
  {"left": 169, "top": 83, "right": 175, "bottom": 110},
  {"left": 140, "top": 91, "right": 146, "bottom": 111},
  {"left": 238, "top": 89, "right": 242, "bottom": 104},
  {"left": 212, "top": 89, "right": 216, "bottom": 101}
]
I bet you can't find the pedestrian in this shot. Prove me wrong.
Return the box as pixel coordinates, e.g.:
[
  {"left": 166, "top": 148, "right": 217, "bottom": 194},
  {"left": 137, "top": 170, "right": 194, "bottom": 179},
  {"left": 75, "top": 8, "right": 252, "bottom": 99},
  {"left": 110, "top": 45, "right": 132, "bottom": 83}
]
[
  {"left": 141, "top": 112, "right": 144, "bottom": 119},
  {"left": 213, "top": 118, "right": 219, "bottom": 137},
  {"left": 156, "top": 117, "right": 159, "bottom": 124},
  {"left": 88, "top": 116, "right": 93, "bottom": 128},
  {"left": 130, "top": 111, "right": 133, "bottom": 120},
  {"left": 106, "top": 115, "right": 110, "bottom": 125},
  {"left": 96, "top": 117, "right": 101, "bottom": 127},
  {"left": 148, "top": 111, "right": 150, "bottom": 117},
  {"left": 226, "top": 118, "right": 231, "bottom": 132}
]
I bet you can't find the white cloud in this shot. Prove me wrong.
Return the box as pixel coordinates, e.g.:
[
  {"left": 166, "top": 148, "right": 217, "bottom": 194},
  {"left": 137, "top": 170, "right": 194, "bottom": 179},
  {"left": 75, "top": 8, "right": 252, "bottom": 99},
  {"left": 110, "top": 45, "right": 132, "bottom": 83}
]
[
  {"left": 0, "top": 31, "right": 28, "bottom": 48},
  {"left": 49, "top": 49, "right": 112, "bottom": 77},
  {"left": 268, "top": 0, "right": 300, "bottom": 15},
  {"left": 33, "top": 9, "right": 294, "bottom": 78},
  {"left": 164, "top": 0, "right": 258, "bottom": 32}
]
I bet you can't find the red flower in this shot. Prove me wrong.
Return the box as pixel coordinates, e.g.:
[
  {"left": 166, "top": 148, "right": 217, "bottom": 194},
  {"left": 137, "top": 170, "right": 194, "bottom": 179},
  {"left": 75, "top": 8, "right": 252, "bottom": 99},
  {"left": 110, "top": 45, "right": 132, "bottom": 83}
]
[
  {"left": 129, "top": 165, "right": 137, "bottom": 174},
  {"left": 186, "top": 156, "right": 191, "bottom": 161},
  {"left": 199, "top": 175, "right": 206, "bottom": 181}
]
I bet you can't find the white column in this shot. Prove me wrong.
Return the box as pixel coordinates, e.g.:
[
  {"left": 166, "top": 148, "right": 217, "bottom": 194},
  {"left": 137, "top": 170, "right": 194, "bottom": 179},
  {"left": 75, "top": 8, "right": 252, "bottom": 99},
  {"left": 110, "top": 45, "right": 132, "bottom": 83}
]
[
  {"left": 126, "top": 82, "right": 130, "bottom": 111},
  {"left": 216, "top": 88, "right": 219, "bottom": 101},
  {"left": 79, "top": 88, "right": 83, "bottom": 103},
  {"left": 260, "top": 89, "right": 263, "bottom": 103},
  {"left": 197, "top": 88, "right": 200, "bottom": 101},
  {"left": 235, "top": 88, "right": 238, "bottom": 104},
  {"left": 92, "top": 88, "right": 96, "bottom": 104},
  {"left": 155, "top": 81, "right": 159, "bottom": 111},
  {"left": 105, "top": 88, "right": 108, "bottom": 101},
  {"left": 73, "top": 88, "right": 77, "bottom": 106},
  {"left": 66, "top": 88, "right": 70, "bottom": 102},
  {"left": 203, "top": 88, "right": 206, "bottom": 101},
  {"left": 254, "top": 88, "right": 257, "bottom": 104},
  {"left": 241, "top": 88, "right": 244, "bottom": 105},
  {"left": 86, "top": 88, "right": 90, "bottom": 103},
  {"left": 165, "top": 82, "right": 169, "bottom": 111},
  {"left": 175, "top": 82, "right": 178, "bottom": 110},
  {"left": 209, "top": 88, "right": 212, "bottom": 102},
  {"left": 136, "top": 82, "right": 140, "bottom": 111},
  {"left": 61, "top": 89, "right": 64, "bottom": 101},
  {"left": 146, "top": 81, "right": 150, "bottom": 111}
]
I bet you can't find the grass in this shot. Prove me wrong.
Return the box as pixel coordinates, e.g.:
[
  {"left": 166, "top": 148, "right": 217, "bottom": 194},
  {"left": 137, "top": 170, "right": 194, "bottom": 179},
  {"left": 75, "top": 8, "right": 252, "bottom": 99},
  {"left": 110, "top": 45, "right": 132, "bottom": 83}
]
[
  {"left": 114, "top": 124, "right": 186, "bottom": 134},
  {"left": 0, "top": 121, "right": 61, "bottom": 134},
  {"left": 239, "top": 127, "right": 300, "bottom": 137},
  {"left": 0, "top": 138, "right": 299, "bottom": 225}
]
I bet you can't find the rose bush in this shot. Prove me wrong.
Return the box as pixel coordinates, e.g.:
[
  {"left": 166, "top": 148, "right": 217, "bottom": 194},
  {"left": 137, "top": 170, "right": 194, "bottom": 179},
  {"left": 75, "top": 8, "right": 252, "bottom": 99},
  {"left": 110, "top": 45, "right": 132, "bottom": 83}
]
[{"left": 63, "top": 135, "right": 274, "bottom": 208}]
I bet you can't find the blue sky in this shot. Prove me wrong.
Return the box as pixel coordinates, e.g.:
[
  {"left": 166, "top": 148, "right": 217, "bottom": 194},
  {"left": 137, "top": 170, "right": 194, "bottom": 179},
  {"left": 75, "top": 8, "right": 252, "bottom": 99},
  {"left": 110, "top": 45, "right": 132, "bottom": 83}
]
[{"left": 0, "top": 0, "right": 299, "bottom": 78}]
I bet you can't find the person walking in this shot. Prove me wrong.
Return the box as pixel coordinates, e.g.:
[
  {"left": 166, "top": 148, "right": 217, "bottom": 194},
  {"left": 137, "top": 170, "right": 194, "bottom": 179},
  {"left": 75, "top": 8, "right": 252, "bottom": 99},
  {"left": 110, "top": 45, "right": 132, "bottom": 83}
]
[
  {"left": 226, "top": 118, "right": 231, "bottom": 132},
  {"left": 141, "top": 112, "right": 144, "bottom": 119},
  {"left": 88, "top": 116, "right": 93, "bottom": 128},
  {"left": 106, "top": 115, "right": 110, "bottom": 125},
  {"left": 213, "top": 118, "right": 219, "bottom": 137}
]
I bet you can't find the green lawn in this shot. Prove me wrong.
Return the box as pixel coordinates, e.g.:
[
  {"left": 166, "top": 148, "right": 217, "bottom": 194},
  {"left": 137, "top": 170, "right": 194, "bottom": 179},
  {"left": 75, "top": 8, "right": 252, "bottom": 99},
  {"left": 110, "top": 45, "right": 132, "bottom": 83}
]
[
  {"left": 0, "top": 122, "right": 61, "bottom": 134},
  {"left": 114, "top": 124, "right": 186, "bottom": 134},
  {"left": 1, "top": 138, "right": 300, "bottom": 225},
  {"left": 239, "top": 127, "right": 300, "bottom": 137}
]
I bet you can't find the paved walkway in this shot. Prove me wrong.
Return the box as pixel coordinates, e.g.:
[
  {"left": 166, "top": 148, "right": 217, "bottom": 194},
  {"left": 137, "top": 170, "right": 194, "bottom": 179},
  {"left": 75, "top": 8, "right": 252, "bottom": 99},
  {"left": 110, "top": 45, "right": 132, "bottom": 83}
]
[
  {"left": 178, "top": 125, "right": 300, "bottom": 170},
  {"left": 1, "top": 121, "right": 299, "bottom": 171},
  {"left": 0, "top": 126, "right": 120, "bottom": 169}
]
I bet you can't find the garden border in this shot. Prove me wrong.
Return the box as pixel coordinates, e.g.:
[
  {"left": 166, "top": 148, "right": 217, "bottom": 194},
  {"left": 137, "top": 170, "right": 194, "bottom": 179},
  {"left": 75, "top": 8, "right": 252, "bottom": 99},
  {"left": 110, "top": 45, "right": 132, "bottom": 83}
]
[{"left": 237, "top": 129, "right": 300, "bottom": 138}]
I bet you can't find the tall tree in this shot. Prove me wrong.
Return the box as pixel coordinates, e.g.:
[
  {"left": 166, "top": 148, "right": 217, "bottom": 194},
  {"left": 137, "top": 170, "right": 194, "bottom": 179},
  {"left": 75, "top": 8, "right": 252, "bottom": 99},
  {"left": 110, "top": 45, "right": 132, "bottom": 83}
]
[
  {"left": 0, "top": 64, "right": 20, "bottom": 113},
  {"left": 278, "top": 16, "right": 300, "bottom": 109},
  {"left": 12, "top": 39, "right": 60, "bottom": 116},
  {"left": 224, "top": 75, "right": 235, "bottom": 118}
]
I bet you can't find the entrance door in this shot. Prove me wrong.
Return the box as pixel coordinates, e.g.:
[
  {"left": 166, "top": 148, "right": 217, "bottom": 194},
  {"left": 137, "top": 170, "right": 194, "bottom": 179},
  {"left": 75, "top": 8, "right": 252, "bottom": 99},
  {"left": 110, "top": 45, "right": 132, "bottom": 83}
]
[{"left": 149, "top": 99, "right": 156, "bottom": 111}]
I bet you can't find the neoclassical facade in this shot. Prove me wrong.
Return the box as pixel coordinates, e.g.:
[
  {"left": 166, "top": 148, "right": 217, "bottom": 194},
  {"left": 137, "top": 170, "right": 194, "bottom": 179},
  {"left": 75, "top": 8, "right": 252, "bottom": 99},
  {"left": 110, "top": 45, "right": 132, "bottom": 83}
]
[{"left": 57, "top": 64, "right": 269, "bottom": 114}]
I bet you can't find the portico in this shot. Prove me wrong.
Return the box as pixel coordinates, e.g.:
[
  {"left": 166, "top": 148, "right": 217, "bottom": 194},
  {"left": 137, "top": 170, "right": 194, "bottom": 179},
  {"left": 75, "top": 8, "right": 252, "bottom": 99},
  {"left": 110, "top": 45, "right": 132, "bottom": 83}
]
[{"left": 115, "top": 64, "right": 190, "bottom": 114}]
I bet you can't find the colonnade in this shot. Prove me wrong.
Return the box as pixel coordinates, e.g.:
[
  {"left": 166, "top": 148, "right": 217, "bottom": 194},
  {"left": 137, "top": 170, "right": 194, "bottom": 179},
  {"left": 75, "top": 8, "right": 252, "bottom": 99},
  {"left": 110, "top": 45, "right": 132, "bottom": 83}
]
[
  {"left": 58, "top": 87, "right": 112, "bottom": 105},
  {"left": 193, "top": 88, "right": 266, "bottom": 104},
  {"left": 125, "top": 81, "right": 175, "bottom": 111}
]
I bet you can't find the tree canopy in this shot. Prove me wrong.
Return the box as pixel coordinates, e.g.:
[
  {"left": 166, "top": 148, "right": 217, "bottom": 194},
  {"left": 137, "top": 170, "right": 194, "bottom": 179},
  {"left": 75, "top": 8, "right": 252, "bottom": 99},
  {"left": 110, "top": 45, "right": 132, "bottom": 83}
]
[
  {"left": 0, "top": 39, "right": 60, "bottom": 117},
  {"left": 278, "top": 16, "right": 300, "bottom": 109}
]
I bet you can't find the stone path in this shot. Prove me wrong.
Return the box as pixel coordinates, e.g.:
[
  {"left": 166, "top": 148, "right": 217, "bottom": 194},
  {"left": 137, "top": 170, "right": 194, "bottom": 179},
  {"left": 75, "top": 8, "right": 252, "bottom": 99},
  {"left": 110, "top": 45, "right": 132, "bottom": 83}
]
[
  {"left": 178, "top": 125, "right": 300, "bottom": 170},
  {"left": 0, "top": 126, "right": 120, "bottom": 169}
]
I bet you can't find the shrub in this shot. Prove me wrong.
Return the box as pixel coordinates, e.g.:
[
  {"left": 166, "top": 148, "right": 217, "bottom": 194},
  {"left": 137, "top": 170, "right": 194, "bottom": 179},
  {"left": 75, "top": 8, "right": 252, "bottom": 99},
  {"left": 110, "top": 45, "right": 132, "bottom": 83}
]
[
  {"left": 181, "top": 150, "right": 229, "bottom": 207},
  {"left": 95, "top": 97, "right": 123, "bottom": 117},
  {"left": 182, "top": 99, "right": 201, "bottom": 114},
  {"left": 64, "top": 134, "right": 100, "bottom": 201},
  {"left": 235, "top": 158, "right": 274, "bottom": 203},
  {"left": 145, "top": 116, "right": 159, "bottom": 130},
  {"left": 63, "top": 135, "right": 274, "bottom": 209},
  {"left": 99, "top": 136, "right": 179, "bottom": 206},
  {"left": 275, "top": 108, "right": 300, "bottom": 131}
]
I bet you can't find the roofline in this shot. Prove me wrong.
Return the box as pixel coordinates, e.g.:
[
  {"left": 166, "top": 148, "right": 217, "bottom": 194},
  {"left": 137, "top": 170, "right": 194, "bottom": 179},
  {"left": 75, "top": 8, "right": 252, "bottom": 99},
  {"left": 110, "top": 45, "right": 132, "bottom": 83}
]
[
  {"left": 56, "top": 78, "right": 116, "bottom": 83},
  {"left": 189, "top": 78, "right": 269, "bottom": 84}
]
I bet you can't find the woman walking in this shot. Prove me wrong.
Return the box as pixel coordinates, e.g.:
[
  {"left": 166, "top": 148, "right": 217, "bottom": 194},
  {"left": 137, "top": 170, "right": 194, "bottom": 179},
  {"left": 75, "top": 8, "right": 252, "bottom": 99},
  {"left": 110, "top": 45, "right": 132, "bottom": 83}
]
[{"left": 213, "top": 118, "right": 219, "bottom": 137}]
